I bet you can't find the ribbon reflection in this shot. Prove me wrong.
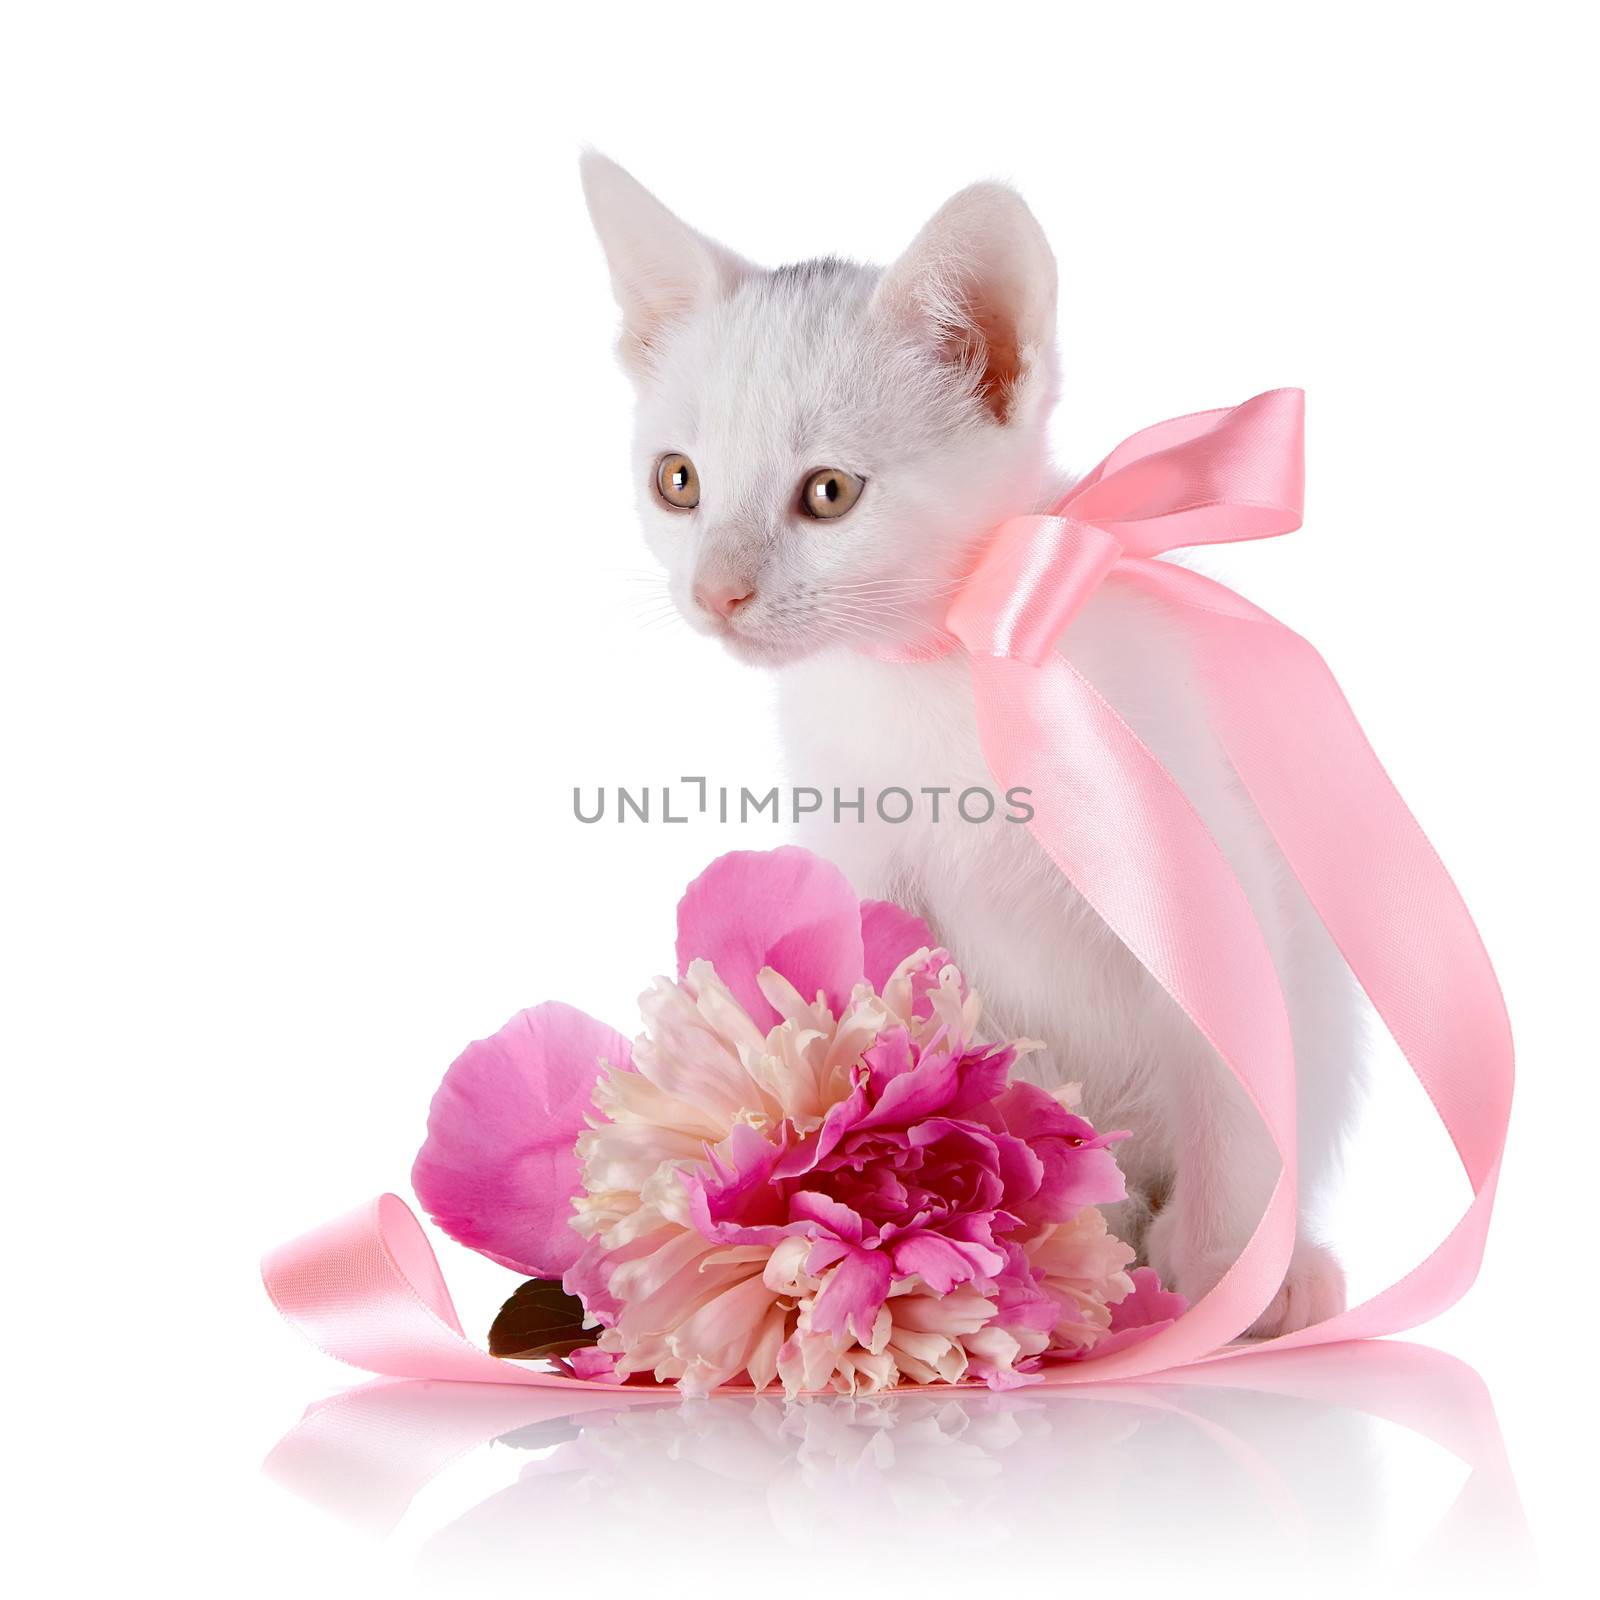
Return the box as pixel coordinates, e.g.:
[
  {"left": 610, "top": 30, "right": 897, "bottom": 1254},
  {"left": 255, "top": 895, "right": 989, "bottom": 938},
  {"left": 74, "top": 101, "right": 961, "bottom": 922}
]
[{"left": 265, "top": 1341, "right": 1531, "bottom": 1590}]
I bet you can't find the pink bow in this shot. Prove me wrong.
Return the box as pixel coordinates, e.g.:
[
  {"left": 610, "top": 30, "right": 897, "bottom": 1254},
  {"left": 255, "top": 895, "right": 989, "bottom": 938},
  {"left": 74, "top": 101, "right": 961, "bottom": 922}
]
[
  {"left": 263, "top": 390, "right": 1512, "bottom": 1387},
  {"left": 914, "top": 388, "right": 1511, "bottom": 1372}
]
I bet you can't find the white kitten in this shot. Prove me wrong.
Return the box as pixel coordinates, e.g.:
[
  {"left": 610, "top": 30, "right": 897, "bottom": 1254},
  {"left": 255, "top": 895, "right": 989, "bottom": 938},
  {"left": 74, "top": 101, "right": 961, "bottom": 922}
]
[{"left": 581, "top": 152, "right": 1356, "bottom": 1335}]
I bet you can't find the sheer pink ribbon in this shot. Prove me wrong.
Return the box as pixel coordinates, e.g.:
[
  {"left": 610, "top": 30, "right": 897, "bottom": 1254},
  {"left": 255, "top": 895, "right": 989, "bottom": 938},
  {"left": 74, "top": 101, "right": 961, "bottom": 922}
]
[{"left": 263, "top": 388, "right": 1512, "bottom": 1389}]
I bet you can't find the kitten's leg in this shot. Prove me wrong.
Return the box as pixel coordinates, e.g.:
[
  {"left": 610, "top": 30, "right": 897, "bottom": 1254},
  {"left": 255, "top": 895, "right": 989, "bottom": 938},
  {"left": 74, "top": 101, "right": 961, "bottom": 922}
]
[
  {"left": 1144, "top": 1035, "right": 1276, "bottom": 1319},
  {"left": 1145, "top": 1028, "right": 1346, "bottom": 1339},
  {"left": 1142, "top": 752, "right": 1358, "bottom": 1336},
  {"left": 1254, "top": 896, "right": 1365, "bottom": 1337}
]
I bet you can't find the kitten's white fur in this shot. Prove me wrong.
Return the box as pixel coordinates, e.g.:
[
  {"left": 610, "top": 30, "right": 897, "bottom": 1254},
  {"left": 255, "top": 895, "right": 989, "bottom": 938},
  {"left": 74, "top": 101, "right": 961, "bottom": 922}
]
[{"left": 582, "top": 152, "right": 1358, "bottom": 1334}]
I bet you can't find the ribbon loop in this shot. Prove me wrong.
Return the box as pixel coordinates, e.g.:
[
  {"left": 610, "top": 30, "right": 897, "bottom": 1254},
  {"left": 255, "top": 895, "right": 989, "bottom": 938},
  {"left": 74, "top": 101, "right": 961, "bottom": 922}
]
[
  {"left": 1059, "top": 386, "right": 1306, "bottom": 554},
  {"left": 947, "top": 515, "right": 1124, "bottom": 663}
]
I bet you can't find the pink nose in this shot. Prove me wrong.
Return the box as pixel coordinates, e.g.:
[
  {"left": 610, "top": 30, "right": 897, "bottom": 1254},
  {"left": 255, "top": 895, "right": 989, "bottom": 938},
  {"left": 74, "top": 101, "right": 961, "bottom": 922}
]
[{"left": 694, "top": 580, "right": 754, "bottom": 620}]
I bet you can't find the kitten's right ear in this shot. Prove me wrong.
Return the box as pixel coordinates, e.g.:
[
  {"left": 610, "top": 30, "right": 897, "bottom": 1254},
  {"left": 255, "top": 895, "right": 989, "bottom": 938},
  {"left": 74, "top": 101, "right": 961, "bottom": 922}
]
[
  {"left": 871, "top": 182, "right": 1057, "bottom": 426},
  {"left": 579, "top": 152, "right": 752, "bottom": 376}
]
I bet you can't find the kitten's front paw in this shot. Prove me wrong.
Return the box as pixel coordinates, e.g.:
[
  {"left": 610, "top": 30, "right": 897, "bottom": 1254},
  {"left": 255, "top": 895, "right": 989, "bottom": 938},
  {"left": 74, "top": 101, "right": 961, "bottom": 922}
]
[{"left": 1247, "top": 1239, "right": 1346, "bottom": 1338}]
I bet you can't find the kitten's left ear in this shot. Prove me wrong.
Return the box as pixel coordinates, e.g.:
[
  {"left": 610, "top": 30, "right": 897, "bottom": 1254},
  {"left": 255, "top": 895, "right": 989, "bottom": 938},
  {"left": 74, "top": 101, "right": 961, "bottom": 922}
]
[
  {"left": 872, "top": 182, "right": 1058, "bottom": 425},
  {"left": 580, "top": 151, "right": 754, "bottom": 377}
]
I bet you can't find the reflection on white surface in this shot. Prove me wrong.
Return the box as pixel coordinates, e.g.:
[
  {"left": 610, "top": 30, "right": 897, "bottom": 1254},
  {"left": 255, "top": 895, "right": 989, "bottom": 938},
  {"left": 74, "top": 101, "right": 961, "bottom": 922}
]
[{"left": 265, "top": 1342, "right": 1533, "bottom": 1594}]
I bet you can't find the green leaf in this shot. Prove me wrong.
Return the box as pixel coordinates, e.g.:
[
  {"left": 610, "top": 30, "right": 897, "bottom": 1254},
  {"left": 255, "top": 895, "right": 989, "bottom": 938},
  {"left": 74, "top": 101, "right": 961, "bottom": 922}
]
[{"left": 487, "top": 1277, "right": 597, "bottom": 1361}]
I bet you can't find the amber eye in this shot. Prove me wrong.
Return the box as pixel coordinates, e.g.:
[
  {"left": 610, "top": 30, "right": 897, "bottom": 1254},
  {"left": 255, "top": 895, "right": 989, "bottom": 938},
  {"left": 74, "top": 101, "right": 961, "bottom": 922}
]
[
  {"left": 655, "top": 453, "right": 700, "bottom": 510},
  {"left": 799, "top": 467, "right": 864, "bottom": 520}
]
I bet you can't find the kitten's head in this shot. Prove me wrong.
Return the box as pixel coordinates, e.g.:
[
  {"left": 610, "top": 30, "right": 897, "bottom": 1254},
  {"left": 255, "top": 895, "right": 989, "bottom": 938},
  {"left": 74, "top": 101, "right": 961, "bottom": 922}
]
[{"left": 581, "top": 153, "right": 1059, "bottom": 666}]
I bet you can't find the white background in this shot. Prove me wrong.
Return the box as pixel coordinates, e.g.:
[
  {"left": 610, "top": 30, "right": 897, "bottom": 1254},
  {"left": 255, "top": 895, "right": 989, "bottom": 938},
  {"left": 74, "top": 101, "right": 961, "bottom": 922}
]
[{"left": 4, "top": 2, "right": 1597, "bottom": 1594}]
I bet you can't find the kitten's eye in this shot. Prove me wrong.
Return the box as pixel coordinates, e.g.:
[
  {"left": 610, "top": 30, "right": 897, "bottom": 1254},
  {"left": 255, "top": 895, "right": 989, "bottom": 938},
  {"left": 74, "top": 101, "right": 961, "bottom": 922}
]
[
  {"left": 800, "top": 467, "right": 864, "bottom": 521},
  {"left": 655, "top": 453, "right": 700, "bottom": 510}
]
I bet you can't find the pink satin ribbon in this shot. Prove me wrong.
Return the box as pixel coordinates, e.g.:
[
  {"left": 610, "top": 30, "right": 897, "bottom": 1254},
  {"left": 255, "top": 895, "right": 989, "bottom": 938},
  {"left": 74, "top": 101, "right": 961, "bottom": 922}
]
[{"left": 263, "top": 389, "right": 1512, "bottom": 1389}]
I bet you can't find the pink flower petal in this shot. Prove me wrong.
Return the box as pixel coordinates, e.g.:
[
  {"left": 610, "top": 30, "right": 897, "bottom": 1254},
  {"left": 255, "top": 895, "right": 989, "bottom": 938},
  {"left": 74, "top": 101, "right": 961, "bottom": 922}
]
[
  {"left": 856, "top": 1043, "right": 1014, "bottom": 1133},
  {"left": 992, "top": 1249, "right": 1062, "bottom": 1335},
  {"left": 1069, "top": 1268, "right": 1189, "bottom": 1360},
  {"left": 684, "top": 1123, "right": 792, "bottom": 1246},
  {"left": 772, "top": 1077, "right": 869, "bottom": 1179},
  {"left": 862, "top": 1025, "right": 915, "bottom": 1093},
  {"left": 891, "top": 1231, "right": 993, "bottom": 1294},
  {"left": 561, "top": 1346, "right": 624, "bottom": 1383},
  {"left": 809, "top": 1247, "right": 893, "bottom": 1342},
  {"left": 1100, "top": 1266, "right": 1188, "bottom": 1343},
  {"left": 563, "top": 1224, "right": 670, "bottom": 1326},
  {"left": 412, "top": 1002, "right": 631, "bottom": 1277},
  {"left": 675, "top": 848, "right": 865, "bottom": 1029},
  {"left": 789, "top": 1189, "right": 867, "bottom": 1243},
  {"left": 858, "top": 899, "right": 936, "bottom": 990},
  {"left": 989, "top": 1082, "right": 1130, "bottom": 1219}
]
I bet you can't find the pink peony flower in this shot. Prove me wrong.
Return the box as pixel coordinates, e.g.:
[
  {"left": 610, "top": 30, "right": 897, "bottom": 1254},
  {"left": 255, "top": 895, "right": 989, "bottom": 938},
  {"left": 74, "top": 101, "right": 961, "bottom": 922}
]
[{"left": 413, "top": 847, "right": 1183, "bottom": 1395}]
